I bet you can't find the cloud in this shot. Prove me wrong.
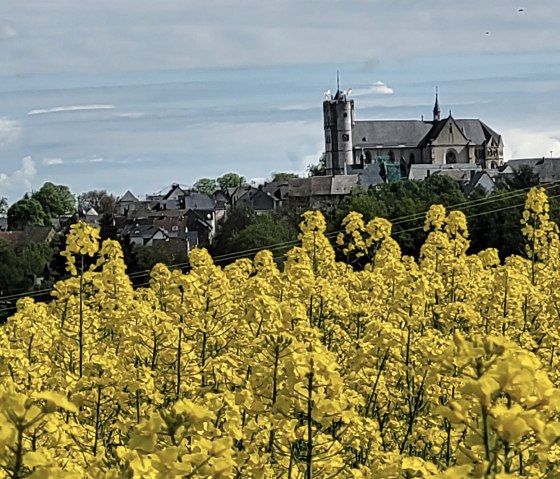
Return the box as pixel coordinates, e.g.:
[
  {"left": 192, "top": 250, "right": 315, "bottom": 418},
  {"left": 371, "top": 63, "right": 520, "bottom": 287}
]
[
  {"left": 502, "top": 128, "right": 560, "bottom": 160},
  {"left": 353, "top": 81, "right": 395, "bottom": 96},
  {"left": 0, "top": 156, "right": 36, "bottom": 197},
  {"left": 42, "top": 157, "right": 64, "bottom": 166},
  {"left": 0, "top": 117, "right": 21, "bottom": 147},
  {"left": 115, "top": 112, "right": 145, "bottom": 119},
  {"left": 0, "top": 23, "right": 16, "bottom": 41},
  {"left": 28, "top": 105, "right": 116, "bottom": 116}
]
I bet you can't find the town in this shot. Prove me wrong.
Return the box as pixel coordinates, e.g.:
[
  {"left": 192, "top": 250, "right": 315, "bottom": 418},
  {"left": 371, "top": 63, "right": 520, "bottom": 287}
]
[{"left": 1, "top": 89, "right": 558, "bottom": 263}]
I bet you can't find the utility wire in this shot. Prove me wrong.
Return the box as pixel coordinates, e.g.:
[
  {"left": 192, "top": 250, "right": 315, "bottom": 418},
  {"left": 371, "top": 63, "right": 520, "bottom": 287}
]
[{"left": 2, "top": 189, "right": 559, "bottom": 312}]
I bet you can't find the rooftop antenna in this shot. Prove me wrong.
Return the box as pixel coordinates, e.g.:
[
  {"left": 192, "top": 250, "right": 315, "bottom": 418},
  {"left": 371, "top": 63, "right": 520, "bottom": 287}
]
[{"left": 337, "top": 70, "right": 340, "bottom": 92}]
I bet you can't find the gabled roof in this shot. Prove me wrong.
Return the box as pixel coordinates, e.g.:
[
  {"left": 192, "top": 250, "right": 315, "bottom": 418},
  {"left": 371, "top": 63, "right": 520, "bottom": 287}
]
[
  {"left": 163, "top": 184, "right": 187, "bottom": 200},
  {"left": 353, "top": 118, "right": 501, "bottom": 148},
  {"left": 119, "top": 190, "right": 139, "bottom": 203},
  {"left": 462, "top": 171, "right": 496, "bottom": 196},
  {"left": 418, "top": 116, "right": 470, "bottom": 147}
]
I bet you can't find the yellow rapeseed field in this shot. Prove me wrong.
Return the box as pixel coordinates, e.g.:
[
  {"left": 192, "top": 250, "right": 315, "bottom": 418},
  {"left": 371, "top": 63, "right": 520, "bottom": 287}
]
[{"left": 1, "top": 187, "right": 560, "bottom": 478}]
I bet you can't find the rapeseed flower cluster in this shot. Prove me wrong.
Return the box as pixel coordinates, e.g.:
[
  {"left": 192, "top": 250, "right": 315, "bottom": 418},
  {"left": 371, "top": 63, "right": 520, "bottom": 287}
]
[{"left": 0, "top": 188, "right": 560, "bottom": 478}]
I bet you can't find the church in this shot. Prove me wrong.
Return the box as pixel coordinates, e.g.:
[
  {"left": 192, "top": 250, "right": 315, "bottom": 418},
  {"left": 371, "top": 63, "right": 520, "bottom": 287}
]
[{"left": 323, "top": 88, "right": 504, "bottom": 177}]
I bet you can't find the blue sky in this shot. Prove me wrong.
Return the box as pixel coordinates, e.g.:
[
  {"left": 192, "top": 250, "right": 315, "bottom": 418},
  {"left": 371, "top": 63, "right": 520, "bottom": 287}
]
[{"left": 0, "top": 0, "right": 559, "bottom": 201}]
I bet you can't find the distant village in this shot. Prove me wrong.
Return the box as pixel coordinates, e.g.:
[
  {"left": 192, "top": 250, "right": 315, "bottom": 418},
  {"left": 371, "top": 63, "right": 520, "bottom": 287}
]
[{"left": 1, "top": 88, "right": 560, "bottom": 256}]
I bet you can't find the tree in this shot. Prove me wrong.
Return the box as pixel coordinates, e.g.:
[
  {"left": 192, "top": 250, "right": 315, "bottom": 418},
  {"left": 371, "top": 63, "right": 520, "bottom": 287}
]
[
  {"left": 0, "top": 197, "right": 7, "bottom": 214},
  {"left": 77, "top": 190, "right": 117, "bottom": 215},
  {"left": 7, "top": 198, "right": 49, "bottom": 230},
  {"left": 270, "top": 172, "right": 299, "bottom": 183},
  {"left": 193, "top": 178, "right": 218, "bottom": 195},
  {"left": 210, "top": 204, "right": 256, "bottom": 256},
  {"left": 31, "top": 182, "right": 75, "bottom": 218},
  {"left": 307, "top": 153, "right": 326, "bottom": 176},
  {"left": 229, "top": 214, "right": 298, "bottom": 256},
  {"left": 217, "top": 172, "right": 246, "bottom": 190}
]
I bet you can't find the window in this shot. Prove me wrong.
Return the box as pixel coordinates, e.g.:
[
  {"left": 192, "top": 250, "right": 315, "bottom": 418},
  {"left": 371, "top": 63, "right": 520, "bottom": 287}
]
[
  {"left": 446, "top": 150, "right": 457, "bottom": 164},
  {"left": 326, "top": 135, "right": 331, "bottom": 144},
  {"left": 171, "top": 225, "right": 179, "bottom": 231},
  {"left": 409, "top": 153, "right": 415, "bottom": 164},
  {"left": 388, "top": 150, "right": 395, "bottom": 162},
  {"left": 343, "top": 113, "right": 348, "bottom": 118},
  {"left": 342, "top": 133, "right": 350, "bottom": 141}
]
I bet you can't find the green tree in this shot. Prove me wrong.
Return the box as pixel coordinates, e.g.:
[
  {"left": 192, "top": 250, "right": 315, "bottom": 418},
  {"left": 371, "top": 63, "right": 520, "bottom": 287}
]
[
  {"left": 31, "top": 182, "right": 75, "bottom": 218},
  {"left": 335, "top": 175, "right": 466, "bottom": 255},
  {"left": 230, "top": 214, "right": 298, "bottom": 256},
  {"left": 270, "top": 172, "right": 299, "bottom": 183},
  {"left": 307, "top": 153, "right": 326, "bottom": 176},
  {"left": 217, "top": 172, "right": 246, "bottom": 190},
  {"left": 193, "top": 178, "right": 218, "bottom": 195},
  {"left": 211, "top": 204, "right": 256, "bottom": 257},
  {"left": 7, "top": 198, "right": 49, "bottom": 230},
  {"left": 135, "top": 243, "right": 188, "bottom": 273},
  {"left": 77, "top": 190, "right": 117, "bottom": 215}
]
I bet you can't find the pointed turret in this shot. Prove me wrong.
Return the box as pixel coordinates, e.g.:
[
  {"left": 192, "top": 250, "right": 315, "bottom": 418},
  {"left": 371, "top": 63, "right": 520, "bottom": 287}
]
[{"left": 433, "top": 87, "right": 441, "bottom": 122}]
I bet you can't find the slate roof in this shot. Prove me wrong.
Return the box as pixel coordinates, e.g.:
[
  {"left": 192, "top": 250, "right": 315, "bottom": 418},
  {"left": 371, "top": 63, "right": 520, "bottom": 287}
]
[
  {"left": 506, "top": 158, "right": 560, "bottom": 183},
  {"left": 408, "top": 164, "right": 481, "bottom": 181},
  {"left": 353, "top": 118, "right": 501, "bottom": 148},
  {"left": 184, "top": 193, "right": 214, "bottom": 210},
  {"left": 288, "top": 176, "right": 359, "bottom": 197},
  {"left": 353, "top": 120, "right": 432, "bottom": 147},
  {"left": 456, "top": 119, "right": 500, "bottom": 145}
]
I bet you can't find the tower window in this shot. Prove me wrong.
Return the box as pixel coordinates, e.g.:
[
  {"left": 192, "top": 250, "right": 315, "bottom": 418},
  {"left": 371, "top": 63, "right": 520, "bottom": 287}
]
[
  {"left": 446, "top": 150, "right": 457, "bottom": 164},
  {"left": 343, "top": 113, "right": 348, "bottom": 118},
  {"left": 342, "top": 134, "right": 350, "bottom": 141}
]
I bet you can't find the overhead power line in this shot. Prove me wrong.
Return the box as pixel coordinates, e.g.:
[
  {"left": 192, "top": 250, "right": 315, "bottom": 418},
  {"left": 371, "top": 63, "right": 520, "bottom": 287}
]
[{"left": 2, "top": 187, "right": 559, "bottom": 312}]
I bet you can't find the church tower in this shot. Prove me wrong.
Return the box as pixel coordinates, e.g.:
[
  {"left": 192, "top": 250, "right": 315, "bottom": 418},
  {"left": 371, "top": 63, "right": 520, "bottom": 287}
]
[{"left": 323, "top": 75, "right": 354, "bottom": 175}]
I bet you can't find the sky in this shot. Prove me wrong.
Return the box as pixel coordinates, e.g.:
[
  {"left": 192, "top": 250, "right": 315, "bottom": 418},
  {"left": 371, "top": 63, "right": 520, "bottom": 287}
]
[{"left": 1, "top": 0, "right": 560, "bottom": 201}]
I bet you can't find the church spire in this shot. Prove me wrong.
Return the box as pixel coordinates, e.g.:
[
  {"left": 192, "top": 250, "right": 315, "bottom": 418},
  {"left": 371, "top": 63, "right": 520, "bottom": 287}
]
[{"left": 433, "top": 87, "right": 441, "bottom": 121}]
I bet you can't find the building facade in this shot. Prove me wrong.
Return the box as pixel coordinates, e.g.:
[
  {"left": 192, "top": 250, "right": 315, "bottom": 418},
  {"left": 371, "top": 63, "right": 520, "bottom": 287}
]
[{"left": 323, "top": 89, "right": 504, "bottom": 177}]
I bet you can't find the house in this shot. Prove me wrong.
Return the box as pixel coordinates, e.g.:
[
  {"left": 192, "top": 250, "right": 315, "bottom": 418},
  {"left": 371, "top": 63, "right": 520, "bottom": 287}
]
[
  {"left": 117, "top": 190, "right": 140, "bottom": 215},
  {"left": 506, "top": 157, "right": 560, "bottom": 183},
  {"left": 462, "top": 171, "right": 497, "bottom": 196},
  {"left": 288, "top": 175, "right": 359, "bottom": 211},
  {"left": 121, "top": 224, "right": 170, "bottom": 247},
  {"left": 236, "top": 188, "right": 277, "bottom": 214},
  {"left": 323, "top": 88, "right": 504, "bottom": 177}
]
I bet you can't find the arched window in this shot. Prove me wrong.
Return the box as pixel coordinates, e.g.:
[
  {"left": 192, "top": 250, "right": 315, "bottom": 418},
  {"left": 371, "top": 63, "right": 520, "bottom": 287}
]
[
  {"left": 388, "top": 150, "right": 395, "bottom": 162},
  {"left": 446, "top": 150, "right": 457, "bottom": 164},
  {"left": 365, "top": 151, "right": 373, "bottom": 164},
  {"left": 409, "top": 153, "right": 415, "bottom": 164}
]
